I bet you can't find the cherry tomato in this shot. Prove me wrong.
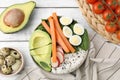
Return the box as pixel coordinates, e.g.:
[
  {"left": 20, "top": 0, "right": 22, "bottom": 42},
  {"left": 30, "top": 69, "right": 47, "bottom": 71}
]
[
  {"left": 117, "top": 30, "right": 120, "bottom": 40},
  {"left": 93, "top": 1, "right": 105, "bottom": 14},
  {"left": 106, "top": 0, "right": 118, "bottom": 10},
  {"left": 117, "top": 17, "right": 120, "bottom": 29},
  {"left": 105, "top": 22, "right": 117, "bottom": 33},
  {"left": 115, "top": 6, "right": 120, "bottom": 16},
  {"left": 119, "top": 1, "right": 120, "bottom": 5},
  {"left": 102, "top": 9, "right": 115, "bottom": 21},
  {"left": 87, "top": 0, "right": 97, "bottom": 4}
]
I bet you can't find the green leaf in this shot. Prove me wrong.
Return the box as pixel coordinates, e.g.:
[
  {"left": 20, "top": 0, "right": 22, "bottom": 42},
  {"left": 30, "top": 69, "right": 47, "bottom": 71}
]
[
  {"left": 112, "top": 0, "right": 117, "bottom": 5},
  {"left": 98, "top": 4, "right": 103, "bottom": 9},
  {"left": 69, "top": 20, "right": 77, "bottom": 31},
  {"left": 36, "top": 19, "right": 49, "bottom": 33},
  {"left": 36, "top": 24, "right": 46, "bottom": 31},
  {"left": 79, "top": 29, "right": 90, "bottom": 51}
]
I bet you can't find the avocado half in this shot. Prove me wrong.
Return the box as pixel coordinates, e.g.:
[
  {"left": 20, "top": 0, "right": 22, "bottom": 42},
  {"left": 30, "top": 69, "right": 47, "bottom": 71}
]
[
  {"left": 29, "top": 30, "right": 52, "bottom": 72},
  {"left": 0, "top": 1, "right": 36, "bottom": 33}
]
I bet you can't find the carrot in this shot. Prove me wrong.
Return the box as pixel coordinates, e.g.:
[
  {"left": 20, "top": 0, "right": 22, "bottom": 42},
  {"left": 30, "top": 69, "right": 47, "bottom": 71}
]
[
  {"left": 41, "top": 21, "right": 50, "bottom": 33},
  {"left": 48, "top": 17, "right": 57, "bottom": 62},
  {"left": 56, "top": 31, "right": 70, "bottom": 53},
  {"left": 41, "top": 20, "right": 70, "bottom": 53},
  {"left": 52, "top": 12, "right": 75, "bottom": 53}
]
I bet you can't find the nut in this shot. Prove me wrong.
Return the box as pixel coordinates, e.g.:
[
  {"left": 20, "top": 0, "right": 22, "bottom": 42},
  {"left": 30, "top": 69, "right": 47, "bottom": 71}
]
[
  {"left": 1, "top": 65, "right": 12, "bottom": 75},
  {"left": 0, "top": 48, "right": 10, "bottom": 57},
  {"left": 12, "top": 60, "right": 21, "bottom": 72},
  {"left": 5, "top": 55, "right": 16, "bottom": 66},
  {"left": 3, "top": 8, "right": 25, "bottom": 27},
  {"left": 10, "top": 50, "right": 21, "bottom": 59}
]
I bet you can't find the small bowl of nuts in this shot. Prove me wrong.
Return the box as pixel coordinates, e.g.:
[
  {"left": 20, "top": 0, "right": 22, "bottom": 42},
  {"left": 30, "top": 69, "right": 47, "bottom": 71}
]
[{"left": 0, "top": 47, "right": 24, "bottom": 76}]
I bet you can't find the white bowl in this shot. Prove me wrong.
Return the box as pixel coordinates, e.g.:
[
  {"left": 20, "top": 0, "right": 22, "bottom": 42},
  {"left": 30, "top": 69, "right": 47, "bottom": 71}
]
[
  {"left": 32, "top": 42, "right": 95, "bottom": 76},
  {"left": 0, "top": 47, "right": 24, "bottom": 76}
]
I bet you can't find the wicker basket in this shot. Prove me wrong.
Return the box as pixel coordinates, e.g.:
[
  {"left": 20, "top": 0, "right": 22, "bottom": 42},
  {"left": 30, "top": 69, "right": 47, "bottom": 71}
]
[{"left": 77, "top": 0, "right": 120, "bottom": 44}]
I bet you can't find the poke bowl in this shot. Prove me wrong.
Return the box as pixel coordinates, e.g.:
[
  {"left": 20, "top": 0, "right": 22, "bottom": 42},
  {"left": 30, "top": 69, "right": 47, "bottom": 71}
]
[{"left": 29, "top": 13, "right": 90, "bottom": 74}]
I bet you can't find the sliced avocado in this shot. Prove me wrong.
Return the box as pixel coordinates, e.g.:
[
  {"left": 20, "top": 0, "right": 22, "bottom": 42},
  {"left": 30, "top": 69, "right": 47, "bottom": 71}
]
[
  {"left": 0, "top": 1, "right": 36, "bottom": 33},
  {"left": 31, "top": 44, "right": 52, "bottom": 72},
  {"left": 29, "top": 30, "right": 52, "bottom": 49},
  {"left": 30, "top": 44, "right": 52, "bottom": 56},
  {"left": 33, "top": 55, "right": 51, "bottom": 72},
  {"left": 29, "top": 30, "right": 52, "bottom": 72}
]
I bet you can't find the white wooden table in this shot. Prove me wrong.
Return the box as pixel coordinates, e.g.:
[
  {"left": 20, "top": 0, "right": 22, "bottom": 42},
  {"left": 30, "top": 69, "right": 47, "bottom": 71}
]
[{"left": 0, "top": 0, "right": 120, "bottom": 80}]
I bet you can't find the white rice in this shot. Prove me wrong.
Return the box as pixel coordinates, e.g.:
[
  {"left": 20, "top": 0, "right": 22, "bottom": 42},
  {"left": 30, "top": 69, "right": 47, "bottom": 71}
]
[{"left": 51, "top": 49, "right": 88, "bottom": 74}]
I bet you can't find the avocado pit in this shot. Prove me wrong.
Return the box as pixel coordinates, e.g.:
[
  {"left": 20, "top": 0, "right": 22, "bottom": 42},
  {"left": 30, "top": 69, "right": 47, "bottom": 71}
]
[{"left": 3, "top": 8, "right": 25, "bottom": 28}]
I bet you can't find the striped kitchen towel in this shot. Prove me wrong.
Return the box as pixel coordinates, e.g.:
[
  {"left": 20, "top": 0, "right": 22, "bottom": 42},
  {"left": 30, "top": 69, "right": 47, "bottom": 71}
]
[{"left": 16, "top": 42, "right": 120, "bottom": 80}]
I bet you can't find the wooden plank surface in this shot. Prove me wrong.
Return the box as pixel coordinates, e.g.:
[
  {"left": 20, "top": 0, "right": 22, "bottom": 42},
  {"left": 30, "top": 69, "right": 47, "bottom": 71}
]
[
  {"left": 0, "top": 0, "right": 78, "bottom": 7},
  {"left": 0, "top": 0, "right": 120, "bottom": 80},
  {"left": 0, "top": 8, "right": 95, "bottom": 41}
]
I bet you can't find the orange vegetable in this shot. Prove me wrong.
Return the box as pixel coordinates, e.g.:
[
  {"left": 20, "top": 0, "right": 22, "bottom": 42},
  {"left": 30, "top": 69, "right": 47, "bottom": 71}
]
[
  {"left": 48, "top": 17, "right": 57, "bottom": 62},
  {"left": 52, "top": 12, "right": 75, "bottom": 53},
  {"left": 41, "top": 21, "right": 50, "bottom": 33},
  {"left": 41, "top": 20, "right": 69, "bottom": 53},
  {"left": 56, "top": 31, "right": 70, "bottom": 53}
]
